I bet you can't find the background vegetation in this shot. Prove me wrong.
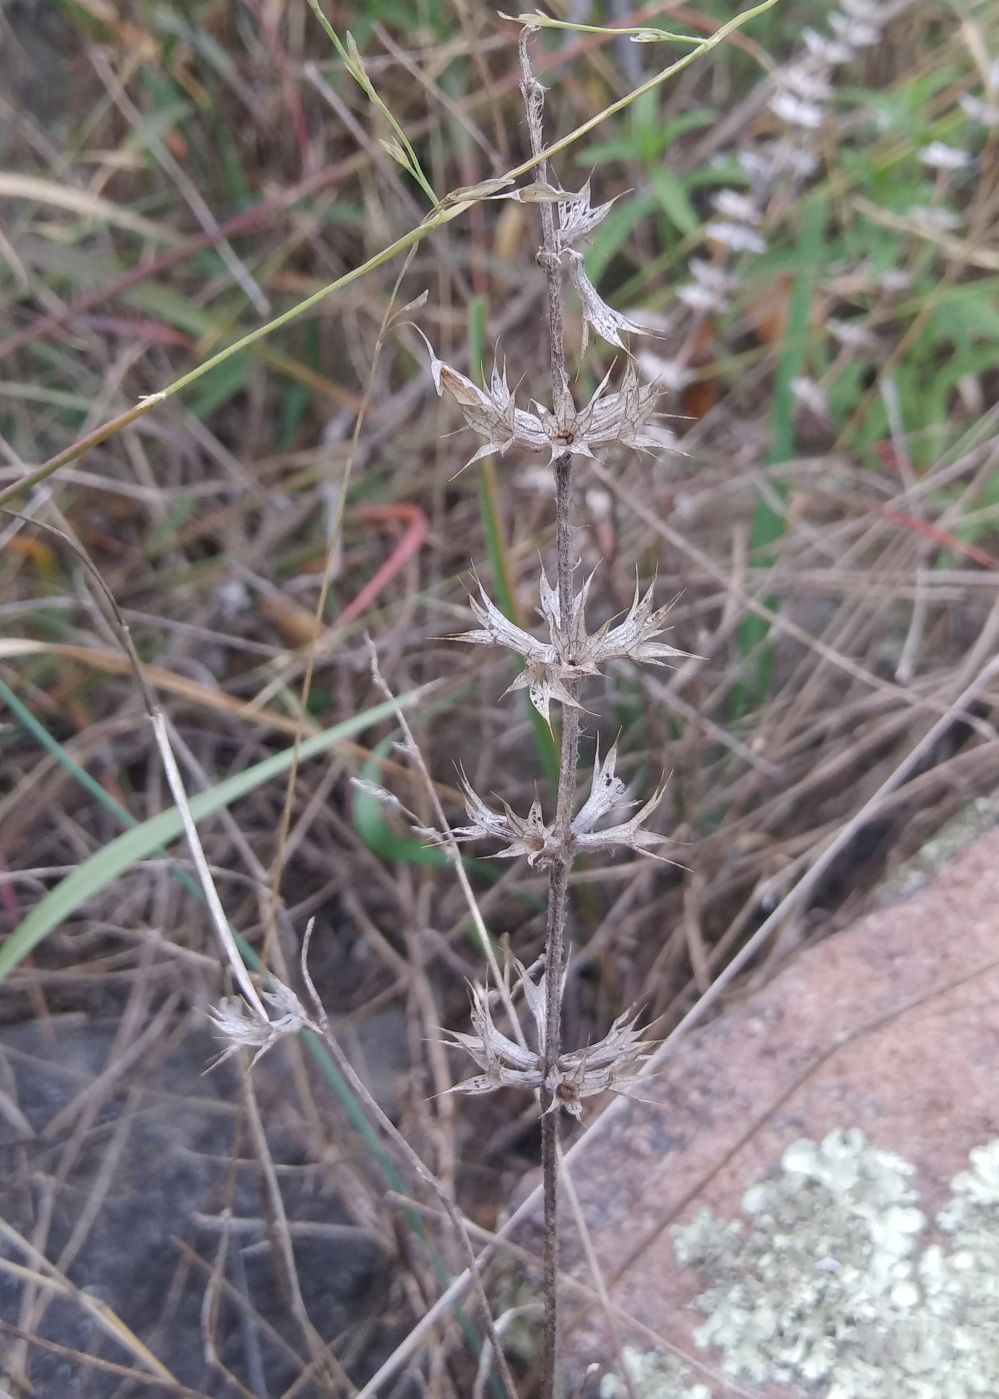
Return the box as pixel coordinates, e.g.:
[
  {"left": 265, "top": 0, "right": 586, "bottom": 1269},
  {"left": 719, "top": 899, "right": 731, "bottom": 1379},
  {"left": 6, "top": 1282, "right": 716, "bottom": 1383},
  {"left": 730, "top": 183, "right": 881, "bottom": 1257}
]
[{"left": 1, "top": 0, "right": 997, "bottom": 1394}]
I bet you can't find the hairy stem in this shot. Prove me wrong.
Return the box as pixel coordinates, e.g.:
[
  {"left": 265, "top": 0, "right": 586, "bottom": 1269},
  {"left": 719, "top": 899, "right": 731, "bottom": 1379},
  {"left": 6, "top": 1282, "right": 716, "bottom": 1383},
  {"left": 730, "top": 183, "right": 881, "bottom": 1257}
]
[
  {"left": 541, "top": 454, "right": 582, "bottom": 1399},
  {"left": 519, "top": 28, "right": 582, "bottom": 1399}
]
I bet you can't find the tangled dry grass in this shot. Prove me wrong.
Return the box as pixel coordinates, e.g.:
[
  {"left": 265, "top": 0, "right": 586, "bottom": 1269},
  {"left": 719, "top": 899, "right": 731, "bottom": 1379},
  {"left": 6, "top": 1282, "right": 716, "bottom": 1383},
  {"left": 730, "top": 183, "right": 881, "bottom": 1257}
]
[{"left": 1, "top": 0, "right": 998, "bottom": 1394}]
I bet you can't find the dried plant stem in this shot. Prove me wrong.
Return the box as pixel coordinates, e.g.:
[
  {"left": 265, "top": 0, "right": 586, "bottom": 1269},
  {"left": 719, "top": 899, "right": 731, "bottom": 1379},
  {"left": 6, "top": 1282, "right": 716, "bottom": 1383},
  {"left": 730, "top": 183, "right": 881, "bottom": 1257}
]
[
  {"left": 541, "top": 453, "right": 582, "bottom": 1398},
  {"left": 518, "top": 28, "right": 581, "bottom": 1398}
]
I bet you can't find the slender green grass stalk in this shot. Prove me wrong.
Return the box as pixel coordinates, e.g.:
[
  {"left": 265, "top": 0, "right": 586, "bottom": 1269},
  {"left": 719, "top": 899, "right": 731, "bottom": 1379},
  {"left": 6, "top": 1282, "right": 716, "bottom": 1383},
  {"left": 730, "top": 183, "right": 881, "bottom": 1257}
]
[{"left": 303, "top": 0, "right": 438, "bottom": 203}]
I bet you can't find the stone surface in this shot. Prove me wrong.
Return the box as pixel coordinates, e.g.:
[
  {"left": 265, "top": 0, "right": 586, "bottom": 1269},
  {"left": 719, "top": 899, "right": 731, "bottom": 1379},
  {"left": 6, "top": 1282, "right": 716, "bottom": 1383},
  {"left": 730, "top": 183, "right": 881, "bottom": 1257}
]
[
  {"left": 563, "top": 827, "right": 999, "bottom": 1393},
  {"left": 0, "top": 1014, "right": 392, "bottom": 1397}
]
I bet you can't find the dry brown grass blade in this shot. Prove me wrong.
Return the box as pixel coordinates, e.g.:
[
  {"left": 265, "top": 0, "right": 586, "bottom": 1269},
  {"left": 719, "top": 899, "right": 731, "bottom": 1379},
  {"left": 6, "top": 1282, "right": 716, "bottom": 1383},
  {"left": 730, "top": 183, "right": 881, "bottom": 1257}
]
[{"left": 0, "top": 172, "right": 184, "bottom": 243}]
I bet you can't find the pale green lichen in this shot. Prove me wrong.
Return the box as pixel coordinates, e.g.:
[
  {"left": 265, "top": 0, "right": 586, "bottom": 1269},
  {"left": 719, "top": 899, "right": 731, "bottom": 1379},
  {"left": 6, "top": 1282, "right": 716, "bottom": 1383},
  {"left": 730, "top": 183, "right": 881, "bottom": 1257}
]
[
  {"left": 598, "top": 1344, "right": 710, "bottom": 1398},
  {"left": 599, "top": 1131, "right": 999, "bottom": 1398}
]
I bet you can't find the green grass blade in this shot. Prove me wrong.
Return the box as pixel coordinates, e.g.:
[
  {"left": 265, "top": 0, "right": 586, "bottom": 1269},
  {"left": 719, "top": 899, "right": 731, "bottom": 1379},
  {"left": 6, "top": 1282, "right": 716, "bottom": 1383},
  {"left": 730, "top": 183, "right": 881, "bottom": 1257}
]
[{"left": 0, "top": 689, "right": 424, "bottom": 982}]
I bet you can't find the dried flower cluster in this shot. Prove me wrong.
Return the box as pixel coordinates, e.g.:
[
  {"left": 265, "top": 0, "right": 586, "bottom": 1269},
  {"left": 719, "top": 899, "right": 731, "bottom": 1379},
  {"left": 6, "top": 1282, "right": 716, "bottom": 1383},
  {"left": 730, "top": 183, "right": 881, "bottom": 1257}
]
[
  {"left": 640, "top": 0, "right": 911, "bottom": 396},
  {"left": 445, "top": 741, "right": 670, "bottom": 868},
  {"left": 456, "top": 568, "right": 687, "bottom": 723},
  {"left": 421, "top": 331, "right": 661, "bottom": 472},
  {"left": 446, "top": 956, "right": 653, "bottom": 1119},
  {"left": 208, "top": 977, "right": 315, "bottom": 1068}
]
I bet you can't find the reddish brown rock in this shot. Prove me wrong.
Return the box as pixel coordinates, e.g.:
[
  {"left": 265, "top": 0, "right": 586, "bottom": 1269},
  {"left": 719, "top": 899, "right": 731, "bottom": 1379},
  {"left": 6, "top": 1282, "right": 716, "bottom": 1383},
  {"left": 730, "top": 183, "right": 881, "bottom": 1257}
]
[{"left": 561, "top": 827, "right": 999, "bottom": 1389}]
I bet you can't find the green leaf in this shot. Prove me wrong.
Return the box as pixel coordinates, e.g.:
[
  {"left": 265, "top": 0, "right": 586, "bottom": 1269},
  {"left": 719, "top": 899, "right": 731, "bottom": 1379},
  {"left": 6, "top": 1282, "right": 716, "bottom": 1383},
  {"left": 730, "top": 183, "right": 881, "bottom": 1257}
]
[
  {"left": 353, "top": 741, "right": 449, "bottom": 868},
  {"left": 579, "top": 137, "right": 640, "bottom": 166},
  {"left": 658, "top": 108, "right": 717, "bottom": 145},
  {"left": 586, "top": 192, "right": 658, "bottom": 283},
  {"left": 650, "top": 167, "right": 700, "bottom": 237}
]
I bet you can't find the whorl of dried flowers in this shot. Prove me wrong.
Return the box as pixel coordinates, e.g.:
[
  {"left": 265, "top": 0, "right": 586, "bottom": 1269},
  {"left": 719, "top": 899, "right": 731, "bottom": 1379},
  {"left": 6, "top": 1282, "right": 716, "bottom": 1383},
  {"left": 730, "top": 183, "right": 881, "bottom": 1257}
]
[
  {"left": 417, "top": 179, "right": 664, "bottom": 473},
  {"left": 445, "top": 956, "right": 654, "bottom": 1119},
  {"left": 455, "top": 566, "right": 689, "bottom": 724},
  {"left": 443, "top": 741, "right": 671, "bottom": 870}
]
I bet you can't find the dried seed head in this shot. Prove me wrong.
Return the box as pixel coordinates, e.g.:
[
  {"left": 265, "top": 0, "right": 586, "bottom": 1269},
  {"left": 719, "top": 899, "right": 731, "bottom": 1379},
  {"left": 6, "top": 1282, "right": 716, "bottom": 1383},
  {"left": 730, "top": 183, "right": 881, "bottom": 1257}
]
[
  {"left": 590, "top": 576, "right": 692, "bottom": 668},
  {"left": 455, "top": 568, "right": 692, "bottom": 720},
  {"left": 514, "top": 664, "right": 585, "bottom": 727},
  {"left": 571, "top": 740, "right": 672, "bottom": 860},
  {"left": 566, "top": 250, "right": 648, "bottom": 355},
  {"left": 574, "top": 359, "right": 666, "bottom": 456},
  {"left": 571, "top": 739, "right": 630, "bottom": 833},
  {"left": 555, "top": 176, "right": 620, "bottom": 251},
  {"left": 445, "top": 977, "right": 542, "bottom": 1095},
  {"left": 418, "top": 329, "right": 528, "bottom": 469},
  {"left": 447, "top": 957, "right": 655, "bottom": 1117},
  {"left": 426, "top": 742, "right": 672, "bottom": 866},
  {"left": 422, "top": 327, "right": 667, "bottom": 467},
  {"left": 453, "top": 575, "right": 589, "bottom": 724},
  {"left": 449, "top": 776, "right": 557, "bottom": 867},
  {"left": 461, "top": 577, "right": 554, "bottom": 664},
  {"left": 207, "top": 979, "right": 312, "bottom": 1069}
]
